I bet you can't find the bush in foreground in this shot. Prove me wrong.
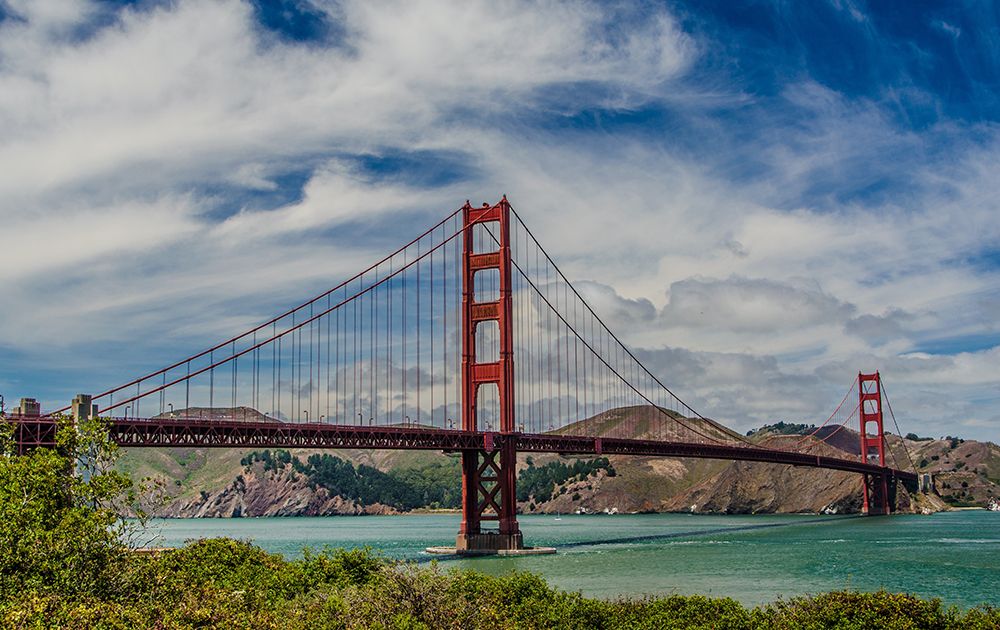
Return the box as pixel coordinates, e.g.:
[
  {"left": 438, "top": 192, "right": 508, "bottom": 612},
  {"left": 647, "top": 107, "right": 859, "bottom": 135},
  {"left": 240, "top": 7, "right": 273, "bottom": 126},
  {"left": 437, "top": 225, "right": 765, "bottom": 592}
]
[
  {"left": 2, "top": 539, "right": 999, "bottom": 629},
  {"left": 2, "top": 420, "right": 998, "bottom": 628}
]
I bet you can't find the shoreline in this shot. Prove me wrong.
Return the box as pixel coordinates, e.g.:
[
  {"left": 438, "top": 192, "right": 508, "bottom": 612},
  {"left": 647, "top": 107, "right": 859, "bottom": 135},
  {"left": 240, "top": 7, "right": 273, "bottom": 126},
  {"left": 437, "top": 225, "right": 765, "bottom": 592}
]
[
  {"left": 131, "top": 510, "right": 999, "bottom": 609},
  {"left": 140, "top": 510, "right": 848, "bottom": 519}
]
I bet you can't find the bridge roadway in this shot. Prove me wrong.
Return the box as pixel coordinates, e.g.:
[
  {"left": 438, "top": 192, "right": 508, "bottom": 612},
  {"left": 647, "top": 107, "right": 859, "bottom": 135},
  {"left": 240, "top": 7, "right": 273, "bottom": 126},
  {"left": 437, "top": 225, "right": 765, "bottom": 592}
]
[{"left": 10, "top": 415, "right": 918, "bottom": 487}]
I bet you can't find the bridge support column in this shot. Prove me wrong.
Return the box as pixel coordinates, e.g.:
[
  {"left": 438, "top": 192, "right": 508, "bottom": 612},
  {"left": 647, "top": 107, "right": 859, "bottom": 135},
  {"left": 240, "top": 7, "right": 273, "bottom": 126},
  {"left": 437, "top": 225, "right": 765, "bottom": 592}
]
[
  {"left": 859, "top": 372, "right": 892, "bottom": 515},
  {"left": 862, "top": 473, "right": 892, "bottom": 515},
  {"left": 457, "top": 438, "right": 522, "bottom": 553},
  {"left": 455, "top": 197, "right": 524, "bottom": 554},
  {"left": 71, "top": 394, "right": 98, "bottom": 423}
]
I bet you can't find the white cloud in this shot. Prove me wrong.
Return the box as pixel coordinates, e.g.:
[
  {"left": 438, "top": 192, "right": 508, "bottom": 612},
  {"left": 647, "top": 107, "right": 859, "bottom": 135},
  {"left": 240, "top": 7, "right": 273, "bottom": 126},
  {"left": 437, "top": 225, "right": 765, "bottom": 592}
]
[
  {"left": 660, "top": 276, "right": 855, "bottom": 333},
  {"left": 0, "top": 0, "right": 692, "bottom": 344},
  {"left": 844, "top": 308, "right": 915, "bottom": 345},
  {"left": 1, "top": 0, "right": 998, "bottom": 440},
  {"left": 934, "top": 20, "right": 961, "bottom": 39},
  {"left": 575, "top": 281, "right": 657, "bottom": 330}
]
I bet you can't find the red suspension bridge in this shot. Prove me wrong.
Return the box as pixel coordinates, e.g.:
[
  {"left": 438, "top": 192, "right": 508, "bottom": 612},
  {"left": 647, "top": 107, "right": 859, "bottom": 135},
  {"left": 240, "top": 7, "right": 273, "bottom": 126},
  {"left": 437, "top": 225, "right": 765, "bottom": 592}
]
[{"left": 8, "top": 197, "right": 919, "bottom": 554}]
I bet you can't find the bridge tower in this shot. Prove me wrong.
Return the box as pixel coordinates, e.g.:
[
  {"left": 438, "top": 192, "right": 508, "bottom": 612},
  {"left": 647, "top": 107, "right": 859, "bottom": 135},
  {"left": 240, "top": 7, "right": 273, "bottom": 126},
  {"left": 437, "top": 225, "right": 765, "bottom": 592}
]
[
  {"left": 456, "top": 197, "right": 523, "bottom": 553},
  {"left": 858, "top": 371, "right": 892, "bottom": 515}
]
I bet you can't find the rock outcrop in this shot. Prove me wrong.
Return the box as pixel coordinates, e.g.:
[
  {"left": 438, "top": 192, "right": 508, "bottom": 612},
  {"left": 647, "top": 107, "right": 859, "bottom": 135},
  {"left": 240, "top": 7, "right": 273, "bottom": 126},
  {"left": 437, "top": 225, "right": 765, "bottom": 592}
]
[{"left": 157, "top": 464, "right": 399, "bottom": 518}]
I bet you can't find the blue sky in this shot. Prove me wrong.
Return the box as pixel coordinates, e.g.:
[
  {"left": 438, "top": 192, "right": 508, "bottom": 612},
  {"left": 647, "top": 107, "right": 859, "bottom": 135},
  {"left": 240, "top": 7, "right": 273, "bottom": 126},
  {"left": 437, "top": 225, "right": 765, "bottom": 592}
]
[{"left": 1, "top": 0, "right": 998, "bottom": 439}]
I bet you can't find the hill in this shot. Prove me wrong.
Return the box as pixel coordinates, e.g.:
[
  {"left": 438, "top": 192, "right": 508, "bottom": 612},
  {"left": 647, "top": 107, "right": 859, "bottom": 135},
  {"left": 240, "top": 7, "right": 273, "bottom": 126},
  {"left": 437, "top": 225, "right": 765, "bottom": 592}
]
[{"left": 116, "top": 406, "right": 997, "bottom": 517}]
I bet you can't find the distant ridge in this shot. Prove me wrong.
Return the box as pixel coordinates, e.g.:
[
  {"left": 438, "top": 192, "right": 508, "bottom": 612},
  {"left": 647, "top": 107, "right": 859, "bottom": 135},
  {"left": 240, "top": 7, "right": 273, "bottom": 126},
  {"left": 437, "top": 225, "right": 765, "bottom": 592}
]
[{"left": 117, "top": 405, "right": 994, "bottom": 517}]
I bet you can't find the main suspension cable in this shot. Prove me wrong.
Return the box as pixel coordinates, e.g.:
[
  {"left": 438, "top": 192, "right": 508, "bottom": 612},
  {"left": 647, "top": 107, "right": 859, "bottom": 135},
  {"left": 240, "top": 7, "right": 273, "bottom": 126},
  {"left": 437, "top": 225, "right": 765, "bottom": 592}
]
[
  {"left": 98, "top": 221, "right": 468, "bottom": 415},
  {"left": 52, "top": 206, "right": 466, "bottom": 415},
  {"left": 482, "top": 224, "right": 730, "bottom": 446},
  {"left": 793, "top": 379, "right": 857, "bottom": 447}
]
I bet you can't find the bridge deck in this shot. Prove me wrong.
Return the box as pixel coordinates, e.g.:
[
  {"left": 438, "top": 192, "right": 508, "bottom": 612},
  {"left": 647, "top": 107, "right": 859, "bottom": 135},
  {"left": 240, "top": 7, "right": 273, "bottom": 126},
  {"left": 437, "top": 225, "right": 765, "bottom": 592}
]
[{"left": 9, "top": 416, "right": 916, "bottom": 484}]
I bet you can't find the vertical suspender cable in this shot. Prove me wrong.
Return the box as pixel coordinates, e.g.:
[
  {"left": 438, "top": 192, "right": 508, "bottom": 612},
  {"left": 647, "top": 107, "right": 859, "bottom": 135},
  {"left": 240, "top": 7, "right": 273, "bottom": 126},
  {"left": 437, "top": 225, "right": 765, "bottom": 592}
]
[
  {"left": 417, "top": 237, "right": 421, "bottom": 425},
  {"left": 326, "top": 295, "right": 331, "bottom": 422},
  {"left": 372, "top": 266, "right": 377, "bottom": 424},
  {"left": 388, "top": 255, "right": 393, "bottom": 421},
  {"left": 430, "top": 234, "right": 435, "bottom": 426},
  {"left": 444, "top": 222, "right": 450, "bottom": 426},
  {"left": 402, "top": 249, "right": 407, "bottom": 422}
]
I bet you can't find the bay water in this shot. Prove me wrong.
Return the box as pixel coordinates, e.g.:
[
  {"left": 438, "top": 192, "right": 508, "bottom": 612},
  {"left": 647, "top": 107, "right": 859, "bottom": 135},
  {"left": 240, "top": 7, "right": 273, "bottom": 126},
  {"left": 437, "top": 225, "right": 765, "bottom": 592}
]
[{"left": 140, "top": 511, "right": 999, "bottom": 608}]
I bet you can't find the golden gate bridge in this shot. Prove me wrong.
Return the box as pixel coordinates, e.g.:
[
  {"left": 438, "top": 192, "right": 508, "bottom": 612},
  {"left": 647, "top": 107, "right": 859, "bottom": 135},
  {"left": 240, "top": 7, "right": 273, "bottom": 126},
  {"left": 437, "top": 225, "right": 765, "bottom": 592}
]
[{"left": 7, "top": 197, "right": 919, "bottom": 554}]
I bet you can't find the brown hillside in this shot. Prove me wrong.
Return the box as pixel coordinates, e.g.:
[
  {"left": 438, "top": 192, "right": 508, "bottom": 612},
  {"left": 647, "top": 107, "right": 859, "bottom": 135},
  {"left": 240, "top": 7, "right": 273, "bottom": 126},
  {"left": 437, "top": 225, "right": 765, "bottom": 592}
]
[
  {"left": 555, "top": 405, "right": 746, "bottom": 443},
  {"left": 118, "top": 405, "right": 977, "bottom": 517}
]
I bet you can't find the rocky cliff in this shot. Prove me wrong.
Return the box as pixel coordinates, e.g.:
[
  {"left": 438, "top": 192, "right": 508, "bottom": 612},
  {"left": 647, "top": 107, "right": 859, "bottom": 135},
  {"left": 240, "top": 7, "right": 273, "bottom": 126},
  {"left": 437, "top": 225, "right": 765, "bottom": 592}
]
[{"left": 157, "top": 464, "right": 400, "bottom": 518}]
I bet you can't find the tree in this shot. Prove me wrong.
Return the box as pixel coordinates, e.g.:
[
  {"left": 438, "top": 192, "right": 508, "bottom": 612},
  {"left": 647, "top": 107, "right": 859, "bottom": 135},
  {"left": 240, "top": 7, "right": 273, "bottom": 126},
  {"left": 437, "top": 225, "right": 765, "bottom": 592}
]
[{"left": 0, "top": 416, "right": 139, "bottom": 600}]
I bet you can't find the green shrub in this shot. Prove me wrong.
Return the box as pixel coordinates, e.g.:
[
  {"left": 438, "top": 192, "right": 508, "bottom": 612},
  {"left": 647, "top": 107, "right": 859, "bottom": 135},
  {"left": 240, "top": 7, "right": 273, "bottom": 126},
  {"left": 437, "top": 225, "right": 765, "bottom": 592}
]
[
  {"left": 760, "top": 590, "right": 957, "bottom": 629},
  {"left": 516, "top": 457, "right": 614, "bottom": 502},
  {"left": 0, "top": 417, "right": 135, "bottom": 601},
  {"left": 297, "top": 546, "right": 383, "bottom": 590},
  {"left": 4, "top": 419, "right": 1000, "bottom": 629}
]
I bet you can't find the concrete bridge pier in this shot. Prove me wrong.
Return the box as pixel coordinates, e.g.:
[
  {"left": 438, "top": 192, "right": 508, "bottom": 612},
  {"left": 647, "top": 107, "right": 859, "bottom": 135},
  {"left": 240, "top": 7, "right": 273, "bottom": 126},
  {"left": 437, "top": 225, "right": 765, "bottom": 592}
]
[
  {"left": 919, "top": 473, "right": 934, "bottom": 493},
  {"left": 71, "top": 394, "right": 98, "bottom": 422},
  {"left": 862, "top": 472, "right": 894, "bottom": 515}
]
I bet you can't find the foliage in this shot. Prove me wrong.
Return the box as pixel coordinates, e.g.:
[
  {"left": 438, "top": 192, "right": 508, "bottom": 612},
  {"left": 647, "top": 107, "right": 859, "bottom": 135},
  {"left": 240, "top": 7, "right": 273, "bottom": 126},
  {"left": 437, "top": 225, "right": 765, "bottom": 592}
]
[
  {"left": 747, "top": 421, "right": 815, "bottom": 437},
  {"left": 246, "top": 453, "right": 615, "bottom": 511},
  {"left": 242, "top": 448, "right": 293, "bottom": 471},
  {"left": 0, "top": 416, "right": 139, "bottom": 600},
  {"left": 301, "top": 453, "right": 430, "bottom": 509},
  {"left": 945, "top": 437, "right": 965, "bottom": 449},
  {"left": 758, "top": 590, "right": 977, "bottom": 629},
  {"left": 3, "top": 421, "right": 1000, "bottom": 627},
  {"left": 241, "top": 449, "right": 463, "bottom": 510},
  {"left": 386, "top": 457, "right": 462, "bottom": 509},
  {"left": 4, "top": 537, "right": 1000, "bottom": 630},
  {"left": 516, "top": 457, "right": 615, "bottom": 502}
]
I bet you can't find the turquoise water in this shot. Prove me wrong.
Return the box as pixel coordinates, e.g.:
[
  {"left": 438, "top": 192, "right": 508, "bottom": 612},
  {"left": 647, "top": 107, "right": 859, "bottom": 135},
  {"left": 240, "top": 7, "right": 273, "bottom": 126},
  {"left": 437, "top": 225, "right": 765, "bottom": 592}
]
[{"left": 141, "top": 511, "right": 1000, "bottom": 608}]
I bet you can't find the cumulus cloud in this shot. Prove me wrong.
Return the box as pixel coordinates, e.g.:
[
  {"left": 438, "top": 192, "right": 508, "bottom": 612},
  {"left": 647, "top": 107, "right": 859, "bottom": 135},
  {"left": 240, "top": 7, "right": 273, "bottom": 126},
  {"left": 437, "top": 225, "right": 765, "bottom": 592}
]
[
  {"left": 1, "top": 0, "right": 998, "bottom": 440},
  {"left": 575, "top": 281, "right": 657, "bottom": 331},
  {"left": 660, "top": 276, "right": 856, "bottom": 333},
  {"left": 844, "top": 308, "right": 915, "bottom": 345},
  {"left": 0, "top": 0, "right": 692, "bottom": 348},
  {"left": 0, "top": 0, "right": 693, "bottom": 200},
  {"left": 633, "top": 344, "right": 824, "bottom": 429}
]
